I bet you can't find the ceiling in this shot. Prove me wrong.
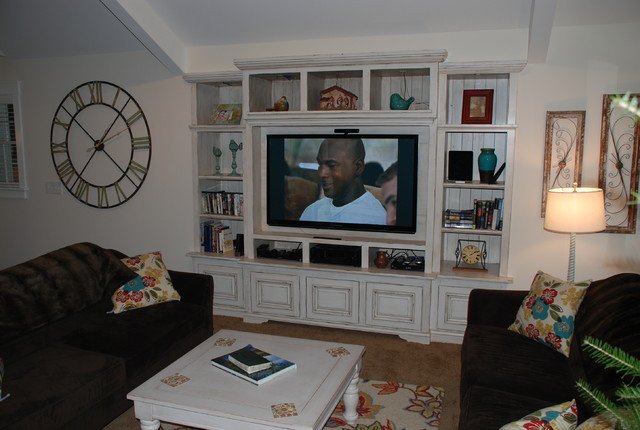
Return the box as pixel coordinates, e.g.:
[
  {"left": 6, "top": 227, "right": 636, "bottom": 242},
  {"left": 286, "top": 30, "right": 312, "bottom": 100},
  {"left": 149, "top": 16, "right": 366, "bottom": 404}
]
[{"left": 1, "top": 0, "right": 639, "bottom": 73}]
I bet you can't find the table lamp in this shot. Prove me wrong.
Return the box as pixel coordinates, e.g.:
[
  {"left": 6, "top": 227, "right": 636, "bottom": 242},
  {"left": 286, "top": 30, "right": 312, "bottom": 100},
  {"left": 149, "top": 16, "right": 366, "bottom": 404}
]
[{"left": 544, "top": 184, "right": 606, "bottom": 282}]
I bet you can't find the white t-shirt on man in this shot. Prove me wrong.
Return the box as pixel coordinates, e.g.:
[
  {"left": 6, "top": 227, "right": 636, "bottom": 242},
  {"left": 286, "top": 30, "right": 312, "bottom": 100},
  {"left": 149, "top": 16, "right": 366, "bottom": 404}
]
[{"left": 299, "top": 191, "right": 387, "bottom": 224}]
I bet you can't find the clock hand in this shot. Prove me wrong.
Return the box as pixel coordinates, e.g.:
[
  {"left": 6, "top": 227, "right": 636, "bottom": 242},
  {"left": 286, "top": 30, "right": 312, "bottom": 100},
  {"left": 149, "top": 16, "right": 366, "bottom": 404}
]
[{"left": 87, "top": 127, "right": 129, "bottom": 152}]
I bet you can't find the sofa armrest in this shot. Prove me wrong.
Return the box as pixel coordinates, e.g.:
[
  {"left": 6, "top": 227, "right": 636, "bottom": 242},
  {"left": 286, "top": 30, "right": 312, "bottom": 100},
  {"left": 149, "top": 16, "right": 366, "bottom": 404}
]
[
  {"left": 168, "top": 270, "right": 213, "bottom": 314},
  {"left": 467, "top": 289, "right": 527, "bottom": 328}
]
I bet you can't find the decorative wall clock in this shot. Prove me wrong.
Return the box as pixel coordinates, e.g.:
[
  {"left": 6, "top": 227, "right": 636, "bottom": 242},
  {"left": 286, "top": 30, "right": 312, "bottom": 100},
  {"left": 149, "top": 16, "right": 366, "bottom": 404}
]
[
  {"left": 598, "top": 93, "right": 639, "bottom": 233},
  {"left": 541, "top": 111, "right": 585, "bottom": 217},
  {"left": 50, "top": 81, "right": 151, "bottom": 208}
]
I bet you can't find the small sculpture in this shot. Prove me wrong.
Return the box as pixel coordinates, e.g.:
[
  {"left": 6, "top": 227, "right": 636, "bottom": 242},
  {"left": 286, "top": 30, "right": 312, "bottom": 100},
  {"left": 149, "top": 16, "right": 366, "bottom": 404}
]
[
  {"left": 212, "top": 147, "right": 222, "bottom": 175},
  {"left": 319, "top": 85, "right": 358, "bottom": 110},
  {"left": 390, "top": 93, "right": 415, "bottom": 110},
  {"left": 228, "top": 140, "right": 242, "bottom": 176},
  {"left": 273, "top": 96, "right": 289, "bottom": 111}
]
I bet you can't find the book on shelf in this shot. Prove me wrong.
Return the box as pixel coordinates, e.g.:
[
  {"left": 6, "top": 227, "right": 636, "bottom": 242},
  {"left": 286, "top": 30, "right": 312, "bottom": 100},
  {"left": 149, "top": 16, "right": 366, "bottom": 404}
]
[
  {"left": 201, "top": 221, "right": 235, "bottom": 254},
  {"left": 201, "top": 191, "right": 244, "bottom": 216},
  {"left": 443, "top": 198, "right": 503, "bottom": 231},
  {"left": 211, "top": 344, "right": 296, "bottom": 385}
]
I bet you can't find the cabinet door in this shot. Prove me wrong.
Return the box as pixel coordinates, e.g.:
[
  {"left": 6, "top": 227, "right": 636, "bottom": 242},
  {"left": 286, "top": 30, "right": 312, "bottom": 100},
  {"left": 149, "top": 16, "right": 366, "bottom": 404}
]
[
  {"left": 250, "top": 271, "right": 300, "bottom": 317},
  {"left": 196, "top": 262, "right": 244, "bottom": 310},
  {"left": 436, "top": 284, "right": 470, "bottom": 332},
  {"left": 365, "top": 281, "right": 423, "bottom": 331},
  {"left": 306, "top": 277, "right": 359, "bottom": 324}
]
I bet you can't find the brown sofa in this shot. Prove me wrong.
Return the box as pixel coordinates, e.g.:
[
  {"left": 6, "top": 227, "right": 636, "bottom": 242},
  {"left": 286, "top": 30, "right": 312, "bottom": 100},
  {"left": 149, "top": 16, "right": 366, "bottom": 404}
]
[
  {"left": 0, "top": 242, "right": 213, "bottom": 430},
  {"left": 458, "top": 272, "right": 640, "bottom": 429}
]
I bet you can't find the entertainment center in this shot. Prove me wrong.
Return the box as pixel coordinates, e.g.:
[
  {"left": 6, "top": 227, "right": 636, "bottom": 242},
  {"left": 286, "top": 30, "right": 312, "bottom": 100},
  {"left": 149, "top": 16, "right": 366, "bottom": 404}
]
[{"left": 185, "top": 50, "right": 526, "bottom": 344}]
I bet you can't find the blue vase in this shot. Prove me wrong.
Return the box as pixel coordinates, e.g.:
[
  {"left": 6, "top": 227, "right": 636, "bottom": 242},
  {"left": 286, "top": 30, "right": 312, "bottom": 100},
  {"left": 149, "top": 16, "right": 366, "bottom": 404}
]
[{"left": 478, "top": 148, "right": 497, "bottom": 183}]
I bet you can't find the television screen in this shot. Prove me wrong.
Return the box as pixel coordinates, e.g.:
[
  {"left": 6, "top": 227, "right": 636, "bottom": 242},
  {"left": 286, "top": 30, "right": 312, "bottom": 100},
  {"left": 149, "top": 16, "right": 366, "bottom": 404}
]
[{"left": 267, "top": 133, "right": 418, "bottom": 233}]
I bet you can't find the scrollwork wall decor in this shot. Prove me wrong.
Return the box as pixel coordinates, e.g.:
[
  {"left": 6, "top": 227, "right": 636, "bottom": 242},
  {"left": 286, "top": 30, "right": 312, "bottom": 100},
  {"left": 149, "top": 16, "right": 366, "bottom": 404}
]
[
  {"left": 541, "top": 111, "right": 585, "bottom": 217},
  {"left": 598, "top": 93, "right": 640, "bottom": 233}
]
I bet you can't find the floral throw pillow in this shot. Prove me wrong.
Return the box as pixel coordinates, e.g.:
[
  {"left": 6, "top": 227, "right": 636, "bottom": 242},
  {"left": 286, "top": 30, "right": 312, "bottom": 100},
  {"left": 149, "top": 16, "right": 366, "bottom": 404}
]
[
  {"left": 111, "top": 251, "right": 180, "bottom": 314},
  {"left": 508, "top": 271, "right": 590, "bottom": 357},
  {"left": 575, "top": 413, "right": 617, "bottom": 429},
  {"left": 499, "top": 399, "right": 578, "bottom": 430}
]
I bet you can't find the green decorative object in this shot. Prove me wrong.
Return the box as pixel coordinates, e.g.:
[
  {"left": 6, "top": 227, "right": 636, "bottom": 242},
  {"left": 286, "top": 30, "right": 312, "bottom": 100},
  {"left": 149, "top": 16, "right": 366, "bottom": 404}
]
[
  {"left": 576, "top": 336, "right": 640, "bottom": 430},
  {"left": 478, "top": 148, "right": 497, "bottom": 184},
  {"left": 228, "top": 140, "right": 242, "bottom": 177},
  {"left": 390, "top": 93, "right": 415, "bottom": 110},
  {"left": 212, "top": 147, "right": 222, "bottom": 175}
]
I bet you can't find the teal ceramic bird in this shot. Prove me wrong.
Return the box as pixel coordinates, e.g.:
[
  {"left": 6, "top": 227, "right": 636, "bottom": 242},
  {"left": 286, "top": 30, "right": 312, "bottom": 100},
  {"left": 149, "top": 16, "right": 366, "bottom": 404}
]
[{"left": 390, "top": 93, "right": 415, "bottom": 110}]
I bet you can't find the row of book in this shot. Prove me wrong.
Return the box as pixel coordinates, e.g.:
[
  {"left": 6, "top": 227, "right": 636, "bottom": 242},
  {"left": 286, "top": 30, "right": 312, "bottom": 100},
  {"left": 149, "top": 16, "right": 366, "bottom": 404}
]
[
  {"left": 201, "top": 191, "right": 244, "bottom": 216},
  {"left": 444, "top": 198, "right": 504, "bottom": 230},
  {"left": 201, "top": 221, "right": 234, "bottom": 253}
]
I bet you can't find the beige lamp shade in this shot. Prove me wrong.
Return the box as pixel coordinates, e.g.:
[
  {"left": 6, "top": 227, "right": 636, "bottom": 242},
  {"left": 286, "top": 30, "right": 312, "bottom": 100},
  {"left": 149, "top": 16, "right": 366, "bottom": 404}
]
[{"left": 544, "top": 187, "right": 606, "bottom": 233}]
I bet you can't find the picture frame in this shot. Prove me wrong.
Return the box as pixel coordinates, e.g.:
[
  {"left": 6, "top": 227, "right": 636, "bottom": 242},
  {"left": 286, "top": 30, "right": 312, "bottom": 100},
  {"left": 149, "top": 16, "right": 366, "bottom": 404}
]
[
  {"left": 598, "top": 93, "right": 640, "bottom": 233},
  {"left": 541, "top": 111, "right": 585, "bottom": 217},
  {"left": 210, "top": 104, "right": 242, "bottom": 125},
  {"left": 461, "top": 89, "right": 493, "bottom": 124}
]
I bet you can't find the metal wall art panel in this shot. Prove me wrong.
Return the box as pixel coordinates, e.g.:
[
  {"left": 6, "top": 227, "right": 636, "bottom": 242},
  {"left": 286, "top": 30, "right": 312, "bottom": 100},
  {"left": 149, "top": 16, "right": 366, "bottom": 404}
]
[
  {"left": 541, "top": 111, "right": 585, "bottom": 217},
  {"left": 598, "top": 94, "right": 640, "bottom": 233}
]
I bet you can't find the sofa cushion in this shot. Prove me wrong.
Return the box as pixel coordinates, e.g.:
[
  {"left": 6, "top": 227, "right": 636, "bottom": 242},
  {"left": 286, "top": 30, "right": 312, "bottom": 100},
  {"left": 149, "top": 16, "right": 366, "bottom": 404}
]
[
  {"left": 0, "top": 242, "right": 136, "bottom": 344},
  {"left": 461, "top": 324, "right": 577, "bottom": 403},
  {"left": 111, "top": 251, "right": 180, "bottom": 314},
  {"left": 508, "top": 271, "right": 590, "bottom": 357},
  {"left": 61, "top": 300, "right": 209, "bottom": 381},
  {"left": 0, "top": 345, "right": 125, "bottom": 430},
  {"left": 459, "top": 385, "right": 558, "bottom": 430},
  {"left": 499, "top": 399, "right": 577, "bottom": 430}
]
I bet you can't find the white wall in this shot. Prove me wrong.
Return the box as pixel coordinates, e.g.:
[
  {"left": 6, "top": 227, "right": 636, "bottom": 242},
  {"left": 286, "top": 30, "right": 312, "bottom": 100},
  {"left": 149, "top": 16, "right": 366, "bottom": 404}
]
[{"left": 0, "top": 23, "right": 638, "bottom": 285}]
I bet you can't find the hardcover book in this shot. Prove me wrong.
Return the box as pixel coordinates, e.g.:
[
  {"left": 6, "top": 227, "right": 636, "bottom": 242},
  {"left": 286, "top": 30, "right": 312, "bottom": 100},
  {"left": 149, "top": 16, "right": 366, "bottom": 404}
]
[
  {"left": 228, "top": 344, "right": 272, "bottom": 373},
  {"left": 211, "top": 344, "right": 296, "bottom": 385}
]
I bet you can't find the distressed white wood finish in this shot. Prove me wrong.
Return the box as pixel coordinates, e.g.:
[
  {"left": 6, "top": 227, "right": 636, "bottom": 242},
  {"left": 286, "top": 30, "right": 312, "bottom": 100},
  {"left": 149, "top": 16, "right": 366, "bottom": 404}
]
[
  {"left": 306, "top": 277, "right": 359, "bottom": 325},
  {"left": 196, "top": 259, "right": 244, "bottom": 310},
  {"left": 128, "top": 330, "right": 365, "bottom": 430},
  {"left": 249, "top": 270, "right": 301, "bottom": 318},
  {"left": 365, "top": 279, "right": 424, "bottom": 332}
]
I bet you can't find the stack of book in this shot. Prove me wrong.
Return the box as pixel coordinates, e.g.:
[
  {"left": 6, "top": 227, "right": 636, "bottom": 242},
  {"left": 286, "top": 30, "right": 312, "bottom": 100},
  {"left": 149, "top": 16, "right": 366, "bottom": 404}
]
[
  {"left": 201, "top": 191, "right": 244, "bottom": 217},
  {"left": 211, "top": 344, "right": 296, "bottom": 385},
  {"left": 444, "top": 198, "right": 504, "bottom": 231},
  {"left": 201, "top": 221, "right": 234, "bottom": 253},
  {"left": 444, "top": 209, "right": 475, "bottom": 229}
]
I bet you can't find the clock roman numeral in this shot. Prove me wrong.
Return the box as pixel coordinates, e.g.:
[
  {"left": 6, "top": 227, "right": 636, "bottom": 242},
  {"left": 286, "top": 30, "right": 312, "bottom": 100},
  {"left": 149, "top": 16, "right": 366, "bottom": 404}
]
[
  {"left": 51, "top": 141, "right": 68, "bottom": 153},
  {"left": 111, "top": 88, "right": 122, "bottom": 108},
  {"left": 54, "top": 118, "right": 70, "bottom": 130},
  {"left": 72, "top": 178, "right": 89, "bottom": 202},
  {"left": 97, "top": 186, "right": 109, "bottom": 208},
  {"left": 126, "top": 110, "right": 143, "bottom": 126},
  {"left": 114, "top": 182, "right": 127, "bottom": 203},
  {"left": 56, "top": 159, "right": 76, "bottom": 184},
  {"left": 132, "top": 136, "right": 150, "bottom": 150},
  {"left": 89, "top": 82, "right": 103, "bottom": 104},
  {"left": 127, "top": 160, "right": 148, "bottom": 182},
  {"left": 70, "top": 89, "right": 85, "bottom": 110}
]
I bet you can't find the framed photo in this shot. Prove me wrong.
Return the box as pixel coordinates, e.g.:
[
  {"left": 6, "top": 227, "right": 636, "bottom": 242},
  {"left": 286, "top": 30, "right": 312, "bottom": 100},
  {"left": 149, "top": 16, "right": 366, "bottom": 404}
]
[
  {"left": 210, "top": 104, "right": 242, "bottom": 125},
  {"left": 541, "top": 111, "right": 585, "bottom": 217},
  {"left": 598, "top": 93, "right": 640, "bottom": 233},
  {"left": 462, "top": 89, "right": 493, "bottom": 124}
]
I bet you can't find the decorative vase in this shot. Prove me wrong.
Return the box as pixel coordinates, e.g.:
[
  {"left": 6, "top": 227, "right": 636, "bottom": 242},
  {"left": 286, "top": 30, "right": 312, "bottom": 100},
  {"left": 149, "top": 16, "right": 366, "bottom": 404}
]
[
  {"left": 212, "top": 147, "right": 222, "bottom": 175},
  {"left": 228, "top": 140, "right": 241, "bottom": 177},
  {"left": 374, "top": 250, "right": 390, "bottom": 268},
  {"left": 478, "top": 148, "right": 497, "bottom": 184}
]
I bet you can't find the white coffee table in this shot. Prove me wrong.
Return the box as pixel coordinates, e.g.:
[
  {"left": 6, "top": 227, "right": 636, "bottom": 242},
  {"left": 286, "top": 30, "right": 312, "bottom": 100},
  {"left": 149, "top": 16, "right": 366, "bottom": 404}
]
[{"left": 127, "top": 329, "right": 365, "bottom": 430}]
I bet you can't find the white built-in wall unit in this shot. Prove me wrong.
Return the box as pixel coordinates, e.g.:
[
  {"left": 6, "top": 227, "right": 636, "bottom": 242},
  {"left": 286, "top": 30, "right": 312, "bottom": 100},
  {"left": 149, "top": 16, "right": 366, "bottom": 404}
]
[{"left": 185, "top": 50, "right": 526, "bottom": 344}]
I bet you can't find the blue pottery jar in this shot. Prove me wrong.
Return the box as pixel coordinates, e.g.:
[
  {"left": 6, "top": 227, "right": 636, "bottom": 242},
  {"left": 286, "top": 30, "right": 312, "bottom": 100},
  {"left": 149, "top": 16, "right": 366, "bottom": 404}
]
[{"left": 478, "top": 148, "right": 497, "bottom": 183}]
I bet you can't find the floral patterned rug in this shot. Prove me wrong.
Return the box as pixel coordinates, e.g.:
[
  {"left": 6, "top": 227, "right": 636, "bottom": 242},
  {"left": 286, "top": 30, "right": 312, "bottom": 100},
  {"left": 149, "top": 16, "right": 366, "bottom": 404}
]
[
  {"left": 161, "top": 379, "right": 444, "bottom": 430},
  {"left": 323, "top": 380, "right": 444, "bottom": 430}
]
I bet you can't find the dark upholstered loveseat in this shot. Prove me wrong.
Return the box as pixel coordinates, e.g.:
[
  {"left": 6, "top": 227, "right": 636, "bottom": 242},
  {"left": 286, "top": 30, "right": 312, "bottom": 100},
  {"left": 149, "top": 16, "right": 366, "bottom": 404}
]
[
  {"left": 458, "top": 272, "right": 640, "bottom": 429},
  {"left": 0, "top": 242, "right": 213, "bottom": 430}
]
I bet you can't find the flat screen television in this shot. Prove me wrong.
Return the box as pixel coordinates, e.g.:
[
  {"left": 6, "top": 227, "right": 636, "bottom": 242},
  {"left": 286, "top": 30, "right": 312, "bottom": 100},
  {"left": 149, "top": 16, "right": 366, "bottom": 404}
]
[{"left": 266, "top": 133, "right": 419, "bottom": 233}]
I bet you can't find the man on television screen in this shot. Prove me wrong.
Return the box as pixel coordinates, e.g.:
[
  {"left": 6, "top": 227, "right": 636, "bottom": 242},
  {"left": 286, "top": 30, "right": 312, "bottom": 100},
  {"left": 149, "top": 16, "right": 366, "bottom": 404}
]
[
  {"left": 299, "top": 138, "right": 387, "bottom": 224},
  {"left": 377, "top": 161, "right": 398, "bottom": 225}
]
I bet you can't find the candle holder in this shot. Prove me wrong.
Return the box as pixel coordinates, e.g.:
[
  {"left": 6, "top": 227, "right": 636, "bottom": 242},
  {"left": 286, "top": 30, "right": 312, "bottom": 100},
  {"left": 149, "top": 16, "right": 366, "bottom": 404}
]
[
  {"left": 212, "top": 147, "right": 222, "bottom": 175},
  {"left": 228, "top": 139, "right": 242, "bottom": 176}
]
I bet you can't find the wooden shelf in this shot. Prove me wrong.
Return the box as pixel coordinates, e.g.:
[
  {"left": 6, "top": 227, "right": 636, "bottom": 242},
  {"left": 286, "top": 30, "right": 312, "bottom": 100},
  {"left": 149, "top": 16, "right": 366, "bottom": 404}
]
[
  {"left": 443, "top": 180, "right": 505, "bottom": 189},
  {"left": 199, "top": 175, "right": 243, "bottom": 181},
  {"left": 200, "top": 214, "right": 243, "bottom": 221},
  {"left": 441, "top": 227, "right": 502, "bottom": 236}
]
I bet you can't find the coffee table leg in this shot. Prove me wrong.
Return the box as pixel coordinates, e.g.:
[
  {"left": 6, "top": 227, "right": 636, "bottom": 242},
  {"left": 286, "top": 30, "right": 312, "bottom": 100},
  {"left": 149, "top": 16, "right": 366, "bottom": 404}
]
[
  {"left": 342, "top": 364, "right": 360, "bottom": 425},
  {"left": 139, "top": 419, "right": 161, "bottom": 430}
]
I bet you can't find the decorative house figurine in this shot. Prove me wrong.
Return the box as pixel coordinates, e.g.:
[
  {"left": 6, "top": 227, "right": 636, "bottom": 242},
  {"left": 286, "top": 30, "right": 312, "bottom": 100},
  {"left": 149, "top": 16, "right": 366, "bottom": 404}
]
[
  {"left": 266, "top": 96, "right": 289, "bottom": 111},
  {"left": 319, "top": 85, "right": 358, "bottom": 110}
]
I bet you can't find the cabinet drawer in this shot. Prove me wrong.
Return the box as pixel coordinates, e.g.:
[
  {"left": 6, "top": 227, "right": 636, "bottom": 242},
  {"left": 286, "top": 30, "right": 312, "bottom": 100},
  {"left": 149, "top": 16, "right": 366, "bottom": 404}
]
[
  {"left": 250, "top": 271, "right": 300, "bottom": 317},
  {"left": 306, "top": 277, "right": 359, "bottom": 324},
  {"left": 196, "top": 262, "right": 244, "bottom": 310},
  {"left": 365, "top": 282, "right": 423, "bottom": 331}
]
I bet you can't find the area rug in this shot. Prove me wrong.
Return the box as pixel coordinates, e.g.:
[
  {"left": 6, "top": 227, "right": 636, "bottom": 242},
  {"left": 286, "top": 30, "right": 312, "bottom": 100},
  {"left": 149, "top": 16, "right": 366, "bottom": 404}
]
[{"left": 158, "top": 379, "right": 444, "bottom": 430}]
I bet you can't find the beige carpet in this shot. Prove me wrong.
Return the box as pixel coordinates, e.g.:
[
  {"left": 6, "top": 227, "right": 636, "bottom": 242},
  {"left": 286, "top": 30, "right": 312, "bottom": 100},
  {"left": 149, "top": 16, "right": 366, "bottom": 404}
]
[{"left": 103, "top": 315, "right": 461, "bottom": 429}]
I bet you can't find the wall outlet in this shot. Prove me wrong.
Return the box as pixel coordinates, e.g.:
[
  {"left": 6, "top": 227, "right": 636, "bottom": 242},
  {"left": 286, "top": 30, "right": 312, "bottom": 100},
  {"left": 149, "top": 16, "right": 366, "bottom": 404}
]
[{"left": 45, "top": 182, "right": 62, "bottom": 195}]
